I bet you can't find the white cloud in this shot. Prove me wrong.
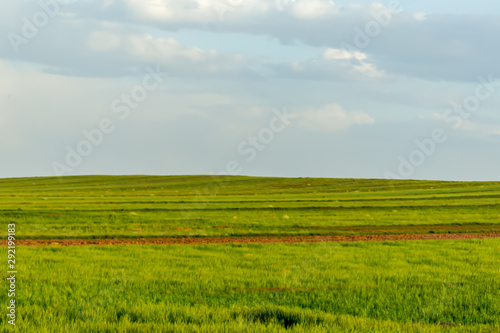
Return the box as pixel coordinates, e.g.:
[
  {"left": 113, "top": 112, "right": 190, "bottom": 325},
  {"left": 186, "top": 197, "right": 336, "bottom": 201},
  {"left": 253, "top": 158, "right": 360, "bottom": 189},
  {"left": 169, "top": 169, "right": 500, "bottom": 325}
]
[
  {"left": 51, "top": 0, "right": 500, "bottom": 83},
  {"left": 289, "top": 0, "right": 339, "bottom": 19},
  {"left": 121, "top": 0, "right": 340, "bottom": 22},
  {"left": 86, "top": 30, "right": 248, "bottom": 75},
  {"left": 87, "top": 31, "right": 122, "bottom": 51},
  {"left": 0, "top": 14, "right": 250, "bottom": 78},
  {"left": 352, "top": 61, "right": 384, "bottom": 78},
  {"left": 323, "top": 48, "right": 383, "bottom": 78},
  {"left": 413, "top": 12, "right": 427, "bottom": 21},
  {"left": 122, "top": 0, "right": 271, "bottom": 23},
  {"left": 275, "top": 0, "right": 295, "bottom": 11},
  {"left": 323, "top": 48, "right": 366, "bottom": 61},
  {"left": 275, "top": 48, "right": 386, "bottom": 81},
  {"left": 299, "top": 103, "right": 374, "bottom": 132},
  {"left": 451, "top": 119, "right": 500, "bottom": 138},
  {"left": 1, "top": 0, "right": 497, "bottom": 82}
]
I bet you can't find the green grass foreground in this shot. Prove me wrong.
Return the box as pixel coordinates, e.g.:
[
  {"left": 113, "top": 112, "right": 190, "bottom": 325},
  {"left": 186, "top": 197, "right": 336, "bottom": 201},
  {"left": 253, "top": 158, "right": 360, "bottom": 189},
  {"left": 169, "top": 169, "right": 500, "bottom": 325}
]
[
  {"left": 1, "top": 175, "right": 500, "bottom": 239},
  {"left": 1, "top": 175, "right": 499, "bottom": 331},
  {"left": 2, "top": 239, "right": 499, "bottom": 332}
]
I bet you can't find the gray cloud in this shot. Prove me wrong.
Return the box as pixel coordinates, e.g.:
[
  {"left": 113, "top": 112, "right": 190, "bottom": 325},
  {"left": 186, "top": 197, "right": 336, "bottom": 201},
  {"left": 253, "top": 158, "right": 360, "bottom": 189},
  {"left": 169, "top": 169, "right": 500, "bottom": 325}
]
[
  {"left": 45, "top": 0, "right": 500, "bottom": 82},
  {"left": 1, "top": 0, "right": 500, "bottom": 181}
]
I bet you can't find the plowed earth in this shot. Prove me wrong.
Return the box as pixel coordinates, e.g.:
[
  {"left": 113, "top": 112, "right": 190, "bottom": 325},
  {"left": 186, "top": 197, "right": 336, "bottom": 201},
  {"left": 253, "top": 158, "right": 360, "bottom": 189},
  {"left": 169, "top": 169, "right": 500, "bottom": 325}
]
[{"left": 5, "top": 232, "right": 500, "bottom": 247}]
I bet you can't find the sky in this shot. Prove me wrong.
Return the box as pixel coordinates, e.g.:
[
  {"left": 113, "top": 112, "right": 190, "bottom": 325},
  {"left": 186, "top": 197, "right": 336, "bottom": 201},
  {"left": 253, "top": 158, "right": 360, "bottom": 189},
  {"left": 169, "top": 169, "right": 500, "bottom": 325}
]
[{"left": 1, "top": 0, "right": 500, "bottom": 181}]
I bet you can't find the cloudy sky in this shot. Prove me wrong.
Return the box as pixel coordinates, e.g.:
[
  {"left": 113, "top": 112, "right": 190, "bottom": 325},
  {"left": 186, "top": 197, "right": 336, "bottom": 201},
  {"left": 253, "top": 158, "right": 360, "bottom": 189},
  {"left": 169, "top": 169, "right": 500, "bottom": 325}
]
[{"left": 1, "top": 0, "right": 500, "bottom": 181}]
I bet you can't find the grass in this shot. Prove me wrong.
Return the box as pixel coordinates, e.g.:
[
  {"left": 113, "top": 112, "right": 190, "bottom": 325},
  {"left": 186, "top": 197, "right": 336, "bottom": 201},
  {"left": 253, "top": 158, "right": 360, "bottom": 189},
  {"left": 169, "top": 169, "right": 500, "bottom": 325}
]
[
  {"left": 1, "top": 239, "right": 499, "bottom": 332},
  {"left": 1, "top": 175, "right": 500, "bottom": 239},
  {"left": 1, "top": 175, "right": 499, "bottom": 332}
]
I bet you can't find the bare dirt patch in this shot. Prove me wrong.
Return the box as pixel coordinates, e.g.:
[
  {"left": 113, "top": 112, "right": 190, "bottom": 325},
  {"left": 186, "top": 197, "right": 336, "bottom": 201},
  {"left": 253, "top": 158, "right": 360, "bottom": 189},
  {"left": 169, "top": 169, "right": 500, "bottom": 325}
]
[{"left": 4, "top": 232, "right": 499, "bottom": 247}]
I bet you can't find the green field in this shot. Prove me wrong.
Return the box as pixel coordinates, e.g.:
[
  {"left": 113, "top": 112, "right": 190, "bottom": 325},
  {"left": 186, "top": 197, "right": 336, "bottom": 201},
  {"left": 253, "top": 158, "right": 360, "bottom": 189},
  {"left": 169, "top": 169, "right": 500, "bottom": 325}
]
[
  {"left": 1, "top": 176, "right": 499, "bottom": 332},
  {"left": 2, "top": 239, "right": 499, "bottom": 332},
  {"left": 1, "top": 175, "right": 500, "bottom": 239}
]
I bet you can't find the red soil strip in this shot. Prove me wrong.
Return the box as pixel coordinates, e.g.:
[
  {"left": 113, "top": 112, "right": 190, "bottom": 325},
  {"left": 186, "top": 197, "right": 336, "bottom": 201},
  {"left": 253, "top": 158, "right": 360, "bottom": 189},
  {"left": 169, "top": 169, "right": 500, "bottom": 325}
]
[{"left": 5, "top": 232, "right": 500, "bottom": 247}]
